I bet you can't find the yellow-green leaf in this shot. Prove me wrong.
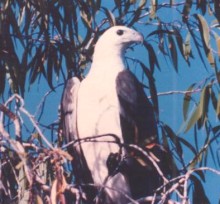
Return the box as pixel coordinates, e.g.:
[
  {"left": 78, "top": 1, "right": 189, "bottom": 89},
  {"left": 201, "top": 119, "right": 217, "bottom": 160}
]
[
  {"left": 198, "top": 86, "right": 210, "bottom": 125},
  {"left": 183, "top": 83, "right": 196, "bottom": 121},
  {"left": 139, "top": 0, "right": 146, "bottom": 8},
  {"left": 213, "top": 31, "right": 220, "bottom": 59},
  {"left": 194, "top": 14, "right": 210, "bottom": 52},
  {"left": 150, "top": 0, "right": 157, "bottom": 19},
  {"left": 185, "top": 86, "right": 210, "bottom": 132},
  {"left": 183, "top": 31, "right": 192, "bottom": 61},
  {"left": 216, "top": 93, "right": 220, "bottom": 118},
  {"left": 207, "top": 50, "right": 215, "bottom": 67},
  {"left": 185, "top": 106, "right": 200, "bottom": 133}
]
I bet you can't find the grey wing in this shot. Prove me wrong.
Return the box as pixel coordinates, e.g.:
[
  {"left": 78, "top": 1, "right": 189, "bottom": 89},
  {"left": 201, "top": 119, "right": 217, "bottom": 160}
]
[
  {"left": 116, "top": 70, "right": 158, "bottom": 146},
  {"left": 61, "top": 77, "right": 80, "bottom": 144}
]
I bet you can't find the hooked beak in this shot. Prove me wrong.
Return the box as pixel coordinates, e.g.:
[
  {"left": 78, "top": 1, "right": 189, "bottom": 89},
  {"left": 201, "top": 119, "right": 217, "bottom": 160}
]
[{"left": 133, "top": 31, "right": 144, "bottom": 44}]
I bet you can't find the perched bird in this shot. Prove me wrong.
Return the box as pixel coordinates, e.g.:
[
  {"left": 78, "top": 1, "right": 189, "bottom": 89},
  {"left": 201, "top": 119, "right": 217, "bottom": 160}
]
[{"left": 61, "top": 26, "right": 164, "bottom": 204}]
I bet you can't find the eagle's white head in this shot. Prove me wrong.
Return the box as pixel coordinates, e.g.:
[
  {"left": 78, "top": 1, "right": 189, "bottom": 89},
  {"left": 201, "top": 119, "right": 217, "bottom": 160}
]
[{"left": 93, "top": 26, "right": 143, "bottom": 61}]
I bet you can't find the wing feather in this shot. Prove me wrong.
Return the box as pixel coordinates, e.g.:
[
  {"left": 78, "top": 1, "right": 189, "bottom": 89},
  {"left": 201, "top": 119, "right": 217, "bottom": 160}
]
[
  {"left": 61, "top": 77, "right": 80, "bottom": 143},
  {"left": 116, "top": 70, "right": 158, "bottom": 146},
  {"left": 116, "top": 70, "right": 166, "bottom": 198}
]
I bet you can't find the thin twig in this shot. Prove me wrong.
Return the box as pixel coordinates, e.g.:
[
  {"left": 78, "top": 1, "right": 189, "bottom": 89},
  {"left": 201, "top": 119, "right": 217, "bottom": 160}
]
[{"left": 148, "top": 88, "right": 202, "bottom": 99}]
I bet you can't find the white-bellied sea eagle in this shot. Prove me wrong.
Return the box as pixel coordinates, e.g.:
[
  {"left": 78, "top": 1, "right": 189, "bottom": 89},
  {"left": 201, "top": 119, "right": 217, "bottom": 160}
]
[{"left": 61, "top": 26, "right": 164, "bottom": 204}]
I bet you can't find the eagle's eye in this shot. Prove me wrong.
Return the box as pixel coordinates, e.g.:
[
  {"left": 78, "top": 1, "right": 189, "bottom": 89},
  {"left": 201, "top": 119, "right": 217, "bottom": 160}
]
[{"left": 116, "top": 29, "right": 124, "bottom": 36}]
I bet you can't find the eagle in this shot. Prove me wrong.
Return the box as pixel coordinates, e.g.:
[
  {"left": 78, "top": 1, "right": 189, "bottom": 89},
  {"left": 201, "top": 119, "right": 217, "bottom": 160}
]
[{"left": 61, "top": 26, "right": 166, "bottom": 204}]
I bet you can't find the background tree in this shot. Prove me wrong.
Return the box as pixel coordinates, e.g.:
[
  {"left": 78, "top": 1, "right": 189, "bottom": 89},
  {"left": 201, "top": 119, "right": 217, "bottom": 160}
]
[{"left": 0, "top": 0, "right": 220, "bottom": 203}]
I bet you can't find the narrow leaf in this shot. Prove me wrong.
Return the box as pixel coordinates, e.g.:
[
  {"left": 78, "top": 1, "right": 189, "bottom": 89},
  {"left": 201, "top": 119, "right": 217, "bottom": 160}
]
[
  {"left": 213, "top": 31, "right": 220, "bottom": 59},
  {"left": 191, "top": 175, "right": 210, "bottom": 204},
  {"left": 199, "top": 86, "right": 210, "bottom": 126},
  {"left": 144, "top": 42, "right": 160, "bottom": 72},
  {"left": 0, "top": 67, "right": 6, "bottom": 95},
  {"left": 184, "top": 106, "right": 200, "bottom": 133},
  {"left": 194, "top": 14, "right": 210, "bottom": 53},
  {"left": 178, "top": 136, "right": 197, "bottom": 156},
  {"left": 150, "top": 0, "right": 157, "bottom": 19},
  {"left": 197, "top": 0, "right": 207, "bottom": 15},
  {"left": 182, "top": 0, "right": 193, "bottom": 22},
  {"left": 214, "top": 0, "right": 220, "bottom": 23},
  {"left": 168, "top": 34, "right": 178, "bottom": 72},
  {"left": 102, "top": 7, "right": 116, "bottom": 26},
  {"left": 164, "top": 125, "right": 183, "bottom": 157},
  {"left": 210, "top": 87, "right": 217, "bottom": 111},
  {"left": 173, "top": 27, "right": 185, "bottom": 60},
  {"left": 216, "top": 93, "right": 220, "bottom": 119},
  {"left": 183, "top": 31, "right": 192, "bottom": 62},
  {"left": 183, "top": 83, "right": 196, "bottom": 121}
]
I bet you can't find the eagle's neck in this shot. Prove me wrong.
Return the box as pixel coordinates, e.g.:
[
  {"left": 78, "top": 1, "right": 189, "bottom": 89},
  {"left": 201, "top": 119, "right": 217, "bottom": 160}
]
[{"left": 87, "top": 47, "right": 125, "bottom": 80}]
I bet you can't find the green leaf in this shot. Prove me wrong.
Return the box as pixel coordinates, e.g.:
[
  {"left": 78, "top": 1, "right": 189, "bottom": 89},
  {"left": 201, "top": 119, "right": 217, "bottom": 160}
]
[
  {"left": 139, "top": 0, "right": 146, "bottom": 7},
  {"left": 207, "top": 50, "right": 215, "bottom": 67},
  {"left": 29, "top": 46, "right": 46, "bottom": 85},
  {"left": 195, "top": 169, "right": 206, "bottom": 182},
  {"left": 183, "top": 83, "right": 196, "bottom": 121},
  {"left": 147, "top": 29, "right": 174, "bottom": 38},
  {"left": 173, "top": 26, "right": 185, "bottom": 61},
  {"left": 188, "top": 24, "right": 208, "bottom": 69},
  {"left": 47, "top": 52, "right": 54, "bottom": 90},
  {"left": 214, "top": 64, "right": 220, "bottom": 85},
  {"left": 185, "top": 85, "right": 210, "bottom": 132},
  {"left": 0, "top": 67, "right": 6, "bottom": 95},
  {"left": 213, "top": 31, "right": 220, "bottom": 59},
  {"left": 183, "top": 31, "right": 192, "bottom": 62},
  {"left": 184, "top": 105, "right": 199, "bottom": 133},
  {"left": 212, "top": 125, "right": 220, "bottom": 135},
  {"left": 79, "top": 2, "right": 92, "bottom": 29},
  {"left": 95, "top": 0, "right": 101, "bottom": 10},
  {"left": 150, "top": 0, "right": 157, "bottom": 19},
  {"left": 18, "top": 5, "right": 26, "bottom": 27},
  {"left": 216, "top": 93, "right": 220, "bottom": 118},
  {"left": 143, "top": 42, "right": 160, "bottom": 72},
  {"left": 194, "top": 14, "right": 214, "bottom": 67},
  {"left": 178, "top": 136, "right": 197, "bottom": 156},
  {"left": 189, "top": 150, "right": 203, "bottom": 169},
  {"left": 210, "top": 86, "right": 217, "bottom": 112},
  {"left": 163, "top": 124, "right": 183, "bottom": 157},
  {"left": 196, "top": 0, "right": 207, "bottom": 15},
  {"left": 182, "top": 0, "right": 193, "bottom": 22},
  {"left": 191, "top": 175, "right": 210, "bottom": 204},
  {"left": 194, "top": 14, "right": 210, "bottom": 51},
  {"left": 214, "top": 0, "right": 220, "bottom": 23},
  {"left": 161, "top": 126, "right": 169, "bottom": 148},
  {"left": 168, "top": 34, "right": 178, "bottom": 72},
  {"left": 128, "top": 7, "right": 142, "bottom": 27},
  {"left": 198, "top": 85, "right": 210, "bottom": 127}
]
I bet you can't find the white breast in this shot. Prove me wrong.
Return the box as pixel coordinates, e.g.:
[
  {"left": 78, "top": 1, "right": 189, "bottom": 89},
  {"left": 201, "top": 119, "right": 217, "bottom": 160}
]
[
  {"left": 76, "top": 72, "right": 130, "bottom": 203},
  {"left": 78, "top": 81, "right": 120, "bottom": 134}
]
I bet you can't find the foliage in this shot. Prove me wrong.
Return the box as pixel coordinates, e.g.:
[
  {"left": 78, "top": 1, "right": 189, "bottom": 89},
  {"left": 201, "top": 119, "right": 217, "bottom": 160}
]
[{"left": 1, "top": 0, "right": 220, "bottom": 203}]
